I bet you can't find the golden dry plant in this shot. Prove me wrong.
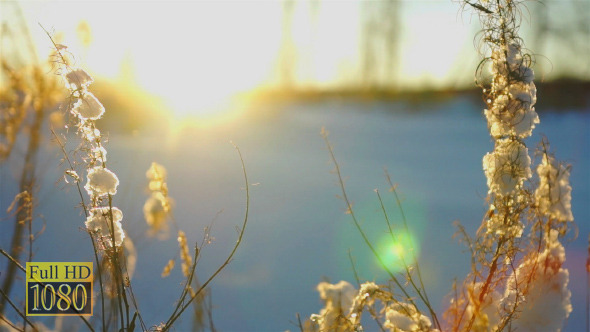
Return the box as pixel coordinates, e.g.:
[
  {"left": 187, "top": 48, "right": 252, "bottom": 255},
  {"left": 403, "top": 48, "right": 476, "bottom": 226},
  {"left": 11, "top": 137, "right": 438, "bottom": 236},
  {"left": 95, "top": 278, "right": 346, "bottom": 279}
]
[
  {"left": 447, "top": 1, "right": 573, "bottom": 331},
  {"left": 301, "top": 1, "right": 575, "bottom": 331},
  {"left": 0, "top": 13, "right": 64, "bottom": 319},
  {"left": 0, "top": 18, "right": 250, "bottom": 330}
]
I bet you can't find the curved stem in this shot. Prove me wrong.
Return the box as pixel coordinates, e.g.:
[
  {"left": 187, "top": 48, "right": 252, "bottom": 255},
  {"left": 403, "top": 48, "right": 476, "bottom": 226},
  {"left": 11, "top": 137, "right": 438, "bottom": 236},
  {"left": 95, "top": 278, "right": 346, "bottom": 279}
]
[
  {"left": 322, "top": 130, "right": 422, "bottom": 321},
  {"left": 162, "top": 144, "right": 250, "bottom": 331}
]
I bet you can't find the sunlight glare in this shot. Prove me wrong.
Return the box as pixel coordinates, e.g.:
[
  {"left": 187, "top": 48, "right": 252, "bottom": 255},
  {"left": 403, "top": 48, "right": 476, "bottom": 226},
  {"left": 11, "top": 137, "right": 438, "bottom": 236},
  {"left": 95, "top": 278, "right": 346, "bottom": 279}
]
[
  {"left": 399, "top": 3, "right": 472, "bottom": 89},
  {"left": 23, "top": 1, "right": 283, "bottom": 120},
  {"left": 19, "top": 0, "right": 476, "bottom": 121}
]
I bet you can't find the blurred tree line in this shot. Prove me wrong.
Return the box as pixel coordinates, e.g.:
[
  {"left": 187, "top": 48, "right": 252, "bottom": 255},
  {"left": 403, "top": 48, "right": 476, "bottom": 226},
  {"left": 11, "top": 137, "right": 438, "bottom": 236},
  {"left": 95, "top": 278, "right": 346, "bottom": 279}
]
[{"left": 275, "top": 0, "right": 589, "bottom": 96}]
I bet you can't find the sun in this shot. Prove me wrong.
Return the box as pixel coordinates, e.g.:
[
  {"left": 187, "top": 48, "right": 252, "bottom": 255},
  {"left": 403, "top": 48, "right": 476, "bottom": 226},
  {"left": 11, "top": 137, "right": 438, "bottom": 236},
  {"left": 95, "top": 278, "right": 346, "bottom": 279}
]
[
  {"left": 20, "top": 0, "right": 477, "bottom": 122},
  {"left": 22, "top": 1, "right": 284, "bottom": 120},
  {"left": 92, "top": 1, "right": 284, "bottom": 120}
]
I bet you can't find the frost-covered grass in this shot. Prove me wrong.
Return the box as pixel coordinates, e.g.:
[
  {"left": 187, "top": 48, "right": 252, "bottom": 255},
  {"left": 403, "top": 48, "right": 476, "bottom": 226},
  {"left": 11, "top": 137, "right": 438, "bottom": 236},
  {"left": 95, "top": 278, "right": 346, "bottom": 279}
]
[
  {"left": 0, "top": 0, "right": 583, "bottom": 331},
  {"left": 0, "top": 28, "right": 250, "bottom": 331},
  {"left": 300, "top": 1, "right": 576, "bottom": 331},
  {"left": 54, "top": 52, "right": 250, "bottom": 330}
]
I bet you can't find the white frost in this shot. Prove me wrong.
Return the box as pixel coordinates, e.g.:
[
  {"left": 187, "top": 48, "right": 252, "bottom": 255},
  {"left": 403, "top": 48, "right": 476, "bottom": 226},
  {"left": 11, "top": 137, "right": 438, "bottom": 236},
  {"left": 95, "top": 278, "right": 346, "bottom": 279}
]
[
  {"left": 85, "top": 166, "right": 119, "bottom": 197},
  {"left": 484, "top": 83, "right": 539, "bottom": 139},
  {"left": 91, "top": 146, "right": 108, "bottom": 163},
  {"left": 384, "top": 302, "right": 433, "bottom": 332},
  {"left": 83, "top": 126, "right": 101, "bottom": 142},
  {"left": 311, "top": 281, "right": 356, "bottom": 331},
  {"left": 483, "top": 138, "right": 531, "bottom": 196},
  {"left": 65, "top": 69, "right": 93, "bottom": 90},
  {"left": 71, "top": 92, "right": 105, "bottom": 120},
  {"left": 465, "top": 282, "right": 502, "bottom": 331},
  {"left": 349, "top": 282, "right": 386, "bottom": 325},
  {"left": 535, "top": 154, "right": 573, "bottom": 222},
  {"left": 503, "top": 230, "right": 572, "bottom": 331},
  {"left": 486, "top": 41, "right": 539, "bottom": 139},
  {"left": 317, "top": 280, "right": 356, "bottom": 312},
  {"left": 85, "top": 206, "right": 125, "bottom": 247}
]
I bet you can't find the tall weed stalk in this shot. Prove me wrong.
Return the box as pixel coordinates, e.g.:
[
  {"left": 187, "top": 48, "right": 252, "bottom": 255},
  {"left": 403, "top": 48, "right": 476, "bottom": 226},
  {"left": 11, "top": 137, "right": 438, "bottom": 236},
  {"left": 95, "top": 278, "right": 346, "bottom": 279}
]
[
  {"left": 0, "top": 26, "right": 250, "bottom": 331},
  {"left": 302, "top": 1, "right": 574, "bottom": 331},
  {"left": 0, "top": 10, "right": 62, "bottom": 324}
]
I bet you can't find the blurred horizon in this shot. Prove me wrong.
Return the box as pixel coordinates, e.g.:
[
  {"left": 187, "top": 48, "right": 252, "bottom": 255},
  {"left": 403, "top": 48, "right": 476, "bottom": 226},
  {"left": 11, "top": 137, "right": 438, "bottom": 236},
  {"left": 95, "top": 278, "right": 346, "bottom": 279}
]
[
  {"left": 1, "top": 0, "right": 588, "bottom": 124},
  {"left": 1, "top": 1, "right": 590, "bottom": 331}
]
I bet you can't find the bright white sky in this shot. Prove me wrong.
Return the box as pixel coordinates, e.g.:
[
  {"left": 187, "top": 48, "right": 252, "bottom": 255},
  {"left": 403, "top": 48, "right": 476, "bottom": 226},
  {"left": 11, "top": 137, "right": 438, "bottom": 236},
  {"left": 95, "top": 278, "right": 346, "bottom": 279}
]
[{"left": 12, "top": 1, "right": 484, "bottom": 118}]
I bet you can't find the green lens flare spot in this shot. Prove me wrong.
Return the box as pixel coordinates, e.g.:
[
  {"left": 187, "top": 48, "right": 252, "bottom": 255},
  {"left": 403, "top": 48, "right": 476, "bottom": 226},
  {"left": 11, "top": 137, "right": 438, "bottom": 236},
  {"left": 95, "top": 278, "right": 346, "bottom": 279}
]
[{"left": 376, "top": 231, "right": 419, "bottom": 273}]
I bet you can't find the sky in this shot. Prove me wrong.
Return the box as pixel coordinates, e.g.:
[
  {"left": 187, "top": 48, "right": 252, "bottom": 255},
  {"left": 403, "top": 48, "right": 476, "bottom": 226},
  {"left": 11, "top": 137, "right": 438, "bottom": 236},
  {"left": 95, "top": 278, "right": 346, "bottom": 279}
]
[
  {"left": 4, "top": 0, "right": 588, "bottom": 118},
  {"left": 5, "top": 1, "right": 478, "bottom": 117}
]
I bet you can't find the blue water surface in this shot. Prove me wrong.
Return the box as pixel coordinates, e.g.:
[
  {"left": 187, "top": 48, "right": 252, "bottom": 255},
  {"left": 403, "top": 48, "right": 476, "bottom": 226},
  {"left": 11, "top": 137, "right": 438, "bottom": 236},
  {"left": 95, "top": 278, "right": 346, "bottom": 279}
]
[{"left": 1, "top": 97, "right": 588, "bottom": 331}]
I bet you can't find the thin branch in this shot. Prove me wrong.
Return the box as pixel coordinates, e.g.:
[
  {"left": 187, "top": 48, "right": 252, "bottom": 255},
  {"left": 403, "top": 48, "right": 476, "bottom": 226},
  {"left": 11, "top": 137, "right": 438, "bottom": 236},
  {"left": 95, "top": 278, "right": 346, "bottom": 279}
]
[
  {"left": 0, "top": 315, "right": 23, "bottom": 332},
  {"left": 89, "top": 233, "right": 107, "bottom": 332},
  {"left": 383, "top": 171, "right": 441, "bottom": 329},
  {"left": 321, "top": 129, "right": 421, "bottom": 321},
  {"left": 0, "top": 249, "right": 26, "bottom": 273},
  {"left": 348, "top": 249, "right": 361, "bottom": 288},
  {"left": 162, "top": 144, "right": 250, "bottom": 331},
  {"left": 0, "top": 288, "right": 38, "bottom": 332},
  {"left": 50, "top": 128, "right": 88, "bottom": 217}
]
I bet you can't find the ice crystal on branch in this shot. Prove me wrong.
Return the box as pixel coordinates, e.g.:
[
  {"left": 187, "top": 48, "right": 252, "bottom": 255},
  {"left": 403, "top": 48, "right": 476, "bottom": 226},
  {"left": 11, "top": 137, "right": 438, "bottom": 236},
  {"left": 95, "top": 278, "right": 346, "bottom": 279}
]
[{"left": 146, "top": 161, "right": 167, "bottom": 181}]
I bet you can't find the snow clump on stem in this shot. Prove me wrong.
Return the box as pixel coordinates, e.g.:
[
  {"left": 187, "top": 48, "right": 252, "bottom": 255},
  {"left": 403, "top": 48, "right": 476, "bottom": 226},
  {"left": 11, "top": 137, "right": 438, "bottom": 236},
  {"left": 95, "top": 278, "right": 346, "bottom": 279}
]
[
  {"left": 535, "top": 153, "right": 573, "bottom": 223},
  {"left": 85, "top": 207, "right": 125, "bottom": 248},
  {"left": 85, "top": 166, "right": 119, "bottom": 197}
]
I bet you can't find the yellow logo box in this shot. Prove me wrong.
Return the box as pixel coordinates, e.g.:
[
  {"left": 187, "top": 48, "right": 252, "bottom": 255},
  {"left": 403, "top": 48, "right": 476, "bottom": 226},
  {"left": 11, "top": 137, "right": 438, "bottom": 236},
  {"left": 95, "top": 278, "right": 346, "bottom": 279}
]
[{"left": 26, "top": 262, "right": 93, "bottom": 316}]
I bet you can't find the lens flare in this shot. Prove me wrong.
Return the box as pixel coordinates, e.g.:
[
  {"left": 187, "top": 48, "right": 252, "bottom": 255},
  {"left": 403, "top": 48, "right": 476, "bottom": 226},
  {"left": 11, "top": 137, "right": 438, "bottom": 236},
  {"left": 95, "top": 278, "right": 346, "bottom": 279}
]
[
  {"left": 376, "top": 231, "right": 419, "bottom": 273},
  {"left": 331, "top": 194, "right": 428, "bottom": 280}
]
